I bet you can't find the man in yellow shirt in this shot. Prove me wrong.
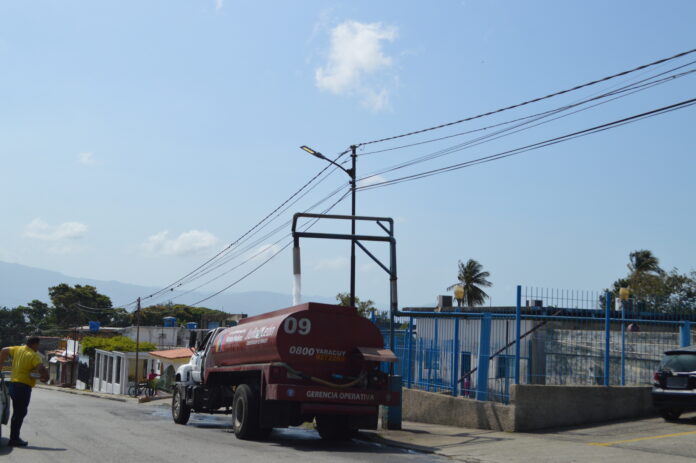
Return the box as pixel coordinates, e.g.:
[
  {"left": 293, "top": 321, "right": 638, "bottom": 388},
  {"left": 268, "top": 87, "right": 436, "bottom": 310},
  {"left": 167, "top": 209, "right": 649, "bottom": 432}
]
[{"left": 0, "top": 337, "right": 48, "bottom": 447}]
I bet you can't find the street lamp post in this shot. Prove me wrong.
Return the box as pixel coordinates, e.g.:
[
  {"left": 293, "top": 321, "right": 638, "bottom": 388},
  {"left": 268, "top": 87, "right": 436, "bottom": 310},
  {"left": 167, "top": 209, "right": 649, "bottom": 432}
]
[{"left": 300, "top": 145, "right": 357, "bottom": 307}]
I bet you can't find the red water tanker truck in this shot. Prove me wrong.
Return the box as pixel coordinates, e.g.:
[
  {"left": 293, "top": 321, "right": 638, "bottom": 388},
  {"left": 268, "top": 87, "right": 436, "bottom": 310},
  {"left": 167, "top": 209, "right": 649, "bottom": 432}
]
[{"left": 171, "top": 301, "right": 398, "bottom": 440}]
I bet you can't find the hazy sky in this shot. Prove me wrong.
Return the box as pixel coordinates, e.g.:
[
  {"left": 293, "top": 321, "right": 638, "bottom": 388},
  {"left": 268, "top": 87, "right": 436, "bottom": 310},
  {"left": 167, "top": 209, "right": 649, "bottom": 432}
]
[{"left": 1, "top": 1, "right": 695, "bottom": 311}]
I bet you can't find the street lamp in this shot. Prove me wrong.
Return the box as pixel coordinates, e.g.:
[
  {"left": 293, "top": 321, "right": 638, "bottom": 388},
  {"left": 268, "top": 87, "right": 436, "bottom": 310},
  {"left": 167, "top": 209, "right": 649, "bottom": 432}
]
[
  {"left": 453, "top": 285, "right": 464, "bottom": 312},
  {"left": 300, "top": 145, "right": 358, "bottom": 307}
]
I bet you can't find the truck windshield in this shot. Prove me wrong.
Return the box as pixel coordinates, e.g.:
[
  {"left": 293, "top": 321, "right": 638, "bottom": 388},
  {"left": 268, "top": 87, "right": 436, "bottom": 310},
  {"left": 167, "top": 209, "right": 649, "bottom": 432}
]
[{"left": 659, "top": 353, "right": 696, "bottom": 373}]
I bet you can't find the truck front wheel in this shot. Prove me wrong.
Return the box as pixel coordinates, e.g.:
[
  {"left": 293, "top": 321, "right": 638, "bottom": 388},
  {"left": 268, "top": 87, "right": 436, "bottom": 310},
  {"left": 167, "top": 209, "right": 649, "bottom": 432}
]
[
  {"left": 172, "top": 387, "right": 191, "bottom": 425},
  {"left": 232, "top": 384, "right": 262, "bottom": 439}
]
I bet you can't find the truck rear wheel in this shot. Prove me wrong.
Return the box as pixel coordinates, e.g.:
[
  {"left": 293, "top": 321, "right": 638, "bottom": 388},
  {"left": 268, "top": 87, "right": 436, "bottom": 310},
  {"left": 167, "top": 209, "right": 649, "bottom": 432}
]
[
  {"left": 172, "top": 387, "right": 191, "bottom": 425},
  {"left": 232, "top": 384, "right": 262, "bottom": 439},
  {"left": 315, "top": 415, "right": 355, "bottom": 441}
]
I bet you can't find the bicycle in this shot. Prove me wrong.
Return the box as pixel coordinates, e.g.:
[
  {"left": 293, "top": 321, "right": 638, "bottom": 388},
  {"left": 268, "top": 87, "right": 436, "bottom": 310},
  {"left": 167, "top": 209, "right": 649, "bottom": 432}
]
[
  {"left": 127, "top": 382, "right": 153, "bottom": 398},
  {"left": 1, "top": 371, "right": 10, "bottom": 443}
]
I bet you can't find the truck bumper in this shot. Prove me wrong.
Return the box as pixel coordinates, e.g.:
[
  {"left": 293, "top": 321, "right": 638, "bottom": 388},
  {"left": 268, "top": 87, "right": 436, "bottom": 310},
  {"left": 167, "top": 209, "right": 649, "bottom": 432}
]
[{"left": 265, "top": 383, "right": 399, "bottom": 406}]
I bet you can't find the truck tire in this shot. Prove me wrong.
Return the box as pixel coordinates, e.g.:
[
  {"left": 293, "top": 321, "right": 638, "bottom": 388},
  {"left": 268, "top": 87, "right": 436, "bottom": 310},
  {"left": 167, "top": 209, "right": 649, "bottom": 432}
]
[
  {"left": 172, "top": 387, "right": 191, "bottom": 425},
  {"left": 659, "top": 408, "right": 683, "bottom": 421},
  {"left": 315, "top": 415, "right": 354, "bottom": 441},
  {"left": 232, "top": 384, "right": 261, "bottom": 439}
]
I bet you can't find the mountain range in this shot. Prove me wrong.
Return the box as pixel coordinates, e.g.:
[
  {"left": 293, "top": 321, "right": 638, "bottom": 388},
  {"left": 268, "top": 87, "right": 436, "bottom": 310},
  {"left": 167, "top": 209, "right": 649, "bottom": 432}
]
[{"left": 0, "top": 261, "right": 334, "bottom": 316}]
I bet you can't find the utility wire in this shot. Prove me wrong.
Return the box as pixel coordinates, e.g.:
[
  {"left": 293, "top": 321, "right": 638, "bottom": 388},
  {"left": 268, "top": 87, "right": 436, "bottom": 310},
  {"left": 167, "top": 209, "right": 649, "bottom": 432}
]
[
  {"left": 358, "top": 67, "right": 696, "bottom": 183},
  {"left": 356, "top": 48, "right": 696, "bottom": 147},
  {"left": 153, "top": 185, "right": 350, "bottom": 305},
  {"left": 139, "top": 149, "right": 351, "bottom": 304},
  {"left": 358, "top": 60, "right": 696, "bottom": 157},
  {"left": 357, "top": 97, "right": 696, "bottom": 191},
  {"left": 188, "top": 189, "right": 352, "bottom": 306}
]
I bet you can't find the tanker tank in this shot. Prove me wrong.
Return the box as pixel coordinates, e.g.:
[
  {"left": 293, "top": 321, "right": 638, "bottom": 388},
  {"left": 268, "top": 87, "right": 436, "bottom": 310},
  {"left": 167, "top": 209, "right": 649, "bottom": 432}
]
[{"left": 204, "top": 302, "right": 387, "bottom": 377}]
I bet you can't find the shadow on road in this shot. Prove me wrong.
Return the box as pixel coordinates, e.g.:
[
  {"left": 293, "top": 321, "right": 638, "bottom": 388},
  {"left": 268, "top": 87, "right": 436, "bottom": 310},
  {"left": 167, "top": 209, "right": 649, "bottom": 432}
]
[
  {"left": 0, "top": 437, "right": 67, "bottom": 454},
  {"left": 265, "top": 428, "right": 424, "bottom": 455}
]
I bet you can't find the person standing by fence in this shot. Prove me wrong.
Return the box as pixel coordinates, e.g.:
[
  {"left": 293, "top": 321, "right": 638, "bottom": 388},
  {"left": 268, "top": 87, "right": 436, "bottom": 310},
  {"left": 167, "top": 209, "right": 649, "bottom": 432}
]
[{"left": 0, "top": 337, "right": 49, "bottom": 447}]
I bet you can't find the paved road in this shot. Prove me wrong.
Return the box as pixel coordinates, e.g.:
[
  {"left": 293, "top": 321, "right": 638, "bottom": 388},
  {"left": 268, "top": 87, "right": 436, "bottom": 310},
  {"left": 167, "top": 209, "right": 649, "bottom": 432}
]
[{"left": 0, "top": 388, "right": 445, "bottom": 463}]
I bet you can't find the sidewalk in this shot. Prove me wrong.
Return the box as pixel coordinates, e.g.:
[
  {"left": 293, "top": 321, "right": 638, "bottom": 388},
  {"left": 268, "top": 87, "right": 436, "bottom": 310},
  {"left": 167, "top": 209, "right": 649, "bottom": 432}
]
[
  {"left": 361, "top": 421, "right": 695, "bottom": 463},
  {"left": 35, "top": 384, "right": 172, "bottom": 406}
]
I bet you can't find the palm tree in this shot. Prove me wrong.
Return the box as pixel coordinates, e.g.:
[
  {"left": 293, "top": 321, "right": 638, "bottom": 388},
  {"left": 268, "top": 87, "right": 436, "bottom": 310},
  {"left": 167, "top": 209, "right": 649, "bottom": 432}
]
[
  {"left": 628, "top": 250, "right": 664, "bottom": 275},
  {"left": 447, "top": 259, "right": 492, "bottom": 307}
]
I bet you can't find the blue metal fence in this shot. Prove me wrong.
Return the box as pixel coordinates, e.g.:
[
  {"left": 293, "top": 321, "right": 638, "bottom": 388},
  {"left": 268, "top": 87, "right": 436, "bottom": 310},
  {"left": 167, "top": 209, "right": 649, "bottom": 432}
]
[{"left": 380, "top": 285, "right": 694, "bottom": 404}]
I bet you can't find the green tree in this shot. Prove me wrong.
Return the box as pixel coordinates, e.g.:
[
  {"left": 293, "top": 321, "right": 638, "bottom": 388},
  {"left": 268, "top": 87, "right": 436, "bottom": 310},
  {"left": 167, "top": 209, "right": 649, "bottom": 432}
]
[
  {"left": 335, "top": 292, "right": 377, "bottom": 318},
  {"left": 447, "top": 259, "right": 492, "bottom": 308},
  {"left": 607, "top": 250, "right": 696, "bottom": 312},
  {"left": 81, "top": 336, "right": 157, "bottom": 357},
  {"left": 49, "top": 284, "right": 113, "bottom": 328},
  {"left": 0, "top": 307, "right": 29, "bottom": 347},
  {"left": 15, "top": 300, "right": 51, "bottom": 334},
  {"left": 136, "top": 303, "right": 231, "bottom": 326},
  {"left": 628, "top": 249, "right": 664, "bottom": 275}
]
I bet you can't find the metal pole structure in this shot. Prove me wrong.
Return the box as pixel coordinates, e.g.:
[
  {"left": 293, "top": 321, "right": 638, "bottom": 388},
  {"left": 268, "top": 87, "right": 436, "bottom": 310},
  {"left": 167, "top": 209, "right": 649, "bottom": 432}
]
[
  {"left": 134, "top": 297, "right": 141, "bottom": 395},
  {"left": 621, "top": 299, "right": 626, "bottom": 386},
  {"left": 349, "top": 145, "right": 357, "bottom": 308},
  {"left": 515, "top": 285, "right": 522, "bottom": 385},
  {"left": 406, "top": 316, "right": 413, "bottom": 389},
  {"left": 604, "top": 291, "right": 611, "bottom": 386}
]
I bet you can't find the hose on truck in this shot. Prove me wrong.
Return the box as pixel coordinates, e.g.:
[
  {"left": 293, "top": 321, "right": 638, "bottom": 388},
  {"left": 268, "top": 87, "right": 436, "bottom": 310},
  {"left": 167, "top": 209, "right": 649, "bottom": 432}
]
[{"left": 273, "top": 362, "right": 366, "bottom": 389}]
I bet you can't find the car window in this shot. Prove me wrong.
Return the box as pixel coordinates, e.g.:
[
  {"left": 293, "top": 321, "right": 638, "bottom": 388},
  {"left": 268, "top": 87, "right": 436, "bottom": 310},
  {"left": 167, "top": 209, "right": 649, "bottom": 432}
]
[{"left": 659, "top": 353, "right": 696, "bottom": 372}]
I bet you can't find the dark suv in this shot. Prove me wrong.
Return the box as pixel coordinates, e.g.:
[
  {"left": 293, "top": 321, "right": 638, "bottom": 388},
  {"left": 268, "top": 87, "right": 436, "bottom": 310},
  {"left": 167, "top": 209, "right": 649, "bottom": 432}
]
[{"left": 652, "top": 346, "right": 696, "bottom": 421}]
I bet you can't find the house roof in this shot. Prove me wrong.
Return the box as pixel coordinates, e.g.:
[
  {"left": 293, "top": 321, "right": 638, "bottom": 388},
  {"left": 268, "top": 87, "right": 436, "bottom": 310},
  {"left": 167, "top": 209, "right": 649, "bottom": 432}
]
[{"left": 148, "top": 348, "right": 194, "bottom": 359}]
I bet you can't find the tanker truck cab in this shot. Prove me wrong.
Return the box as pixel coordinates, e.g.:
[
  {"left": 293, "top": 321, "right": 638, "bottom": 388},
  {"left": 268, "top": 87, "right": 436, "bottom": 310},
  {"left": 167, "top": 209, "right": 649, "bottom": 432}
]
[
  {"left": 171, "top": 302, "right": 399, "bottom": 441},
  {"left": 175, "top": 329, "right": 216, "bottom": 385}
]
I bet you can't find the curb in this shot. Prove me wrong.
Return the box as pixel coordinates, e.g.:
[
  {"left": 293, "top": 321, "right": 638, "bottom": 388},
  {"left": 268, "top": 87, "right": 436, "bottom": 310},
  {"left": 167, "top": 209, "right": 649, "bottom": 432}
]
[
  {"left": 35, "top": 385, "right": 129, "bottom": 403},
  {"left": 358, "top": 430, "right": 436, "bottom": 454}
]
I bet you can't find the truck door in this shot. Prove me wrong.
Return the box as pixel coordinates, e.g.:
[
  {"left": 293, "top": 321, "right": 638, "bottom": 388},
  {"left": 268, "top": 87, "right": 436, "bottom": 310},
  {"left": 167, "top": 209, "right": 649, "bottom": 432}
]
[{"left": 191, "top": 330, "right": 213, "bottom": 383}]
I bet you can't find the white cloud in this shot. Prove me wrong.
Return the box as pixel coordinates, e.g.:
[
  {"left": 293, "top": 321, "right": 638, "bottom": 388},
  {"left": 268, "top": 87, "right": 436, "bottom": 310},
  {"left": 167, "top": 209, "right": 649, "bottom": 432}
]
[
  {"left": 248, "top": 243, "right": 281, "bottom": 262},
  {"left": 357, "top": 174, "right": 387, "bottom": 188},
  {"left": 215, "top": 0, "right": 224, "bottom": 10},
  {"left": 315, "top": 20, "right": 398, "bottom": 111},
  {"left": 314, "top": 256, "right": 349, "bottom": 271},
  {"left": 142, "top": 230, "right": 218, "bottom": 256},
  {"left": 78, "top": 152, "right": 96, "bottom": 165},
  {"left": 24, "top": 219, "right": 87, "bottom": 241}
]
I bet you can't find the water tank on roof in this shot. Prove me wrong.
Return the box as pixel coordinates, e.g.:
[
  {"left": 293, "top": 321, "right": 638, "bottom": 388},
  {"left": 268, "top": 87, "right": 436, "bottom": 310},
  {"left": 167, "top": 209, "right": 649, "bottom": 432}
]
[
  {"left": 89, "top": 321, "right": 100, "bottom": 333},
  {"left": 163, "top": 316, "right": 177, "bottom": 327},
  {"left": 186, "top": 322, "right": 198, "bottom": 329}
]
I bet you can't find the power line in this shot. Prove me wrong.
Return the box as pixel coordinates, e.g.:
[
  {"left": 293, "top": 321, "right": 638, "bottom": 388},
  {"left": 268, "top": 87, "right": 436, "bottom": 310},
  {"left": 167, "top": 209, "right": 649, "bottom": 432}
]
[
  {"left": 357, "top": 97, "right": 696, "bottom": 191},
  {"left": 357, "top": 66, "right": 696, "bottom": 184},
  {"left": 188, "top": 189, "right": 352, "bottom": 306},
  {"left": 138, "top": 149, "right": 351, "bottom": 304},
  {"left": 152, "top": 185, "right": 350, "bottom": 305},
  {"left": 356, "top": 48, "right": 696, "bottom": 147},
  {"left": 358, "top": 60, "right": 696, "bottom": 158}
]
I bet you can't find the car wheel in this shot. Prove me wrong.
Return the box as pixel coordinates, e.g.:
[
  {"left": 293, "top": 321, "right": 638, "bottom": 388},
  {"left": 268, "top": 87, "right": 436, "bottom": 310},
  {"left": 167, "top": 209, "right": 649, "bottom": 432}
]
[
  {"left": 659, "top": 408, "right": 682, "bottom": 421},
  {"left": 172, "top": 387, "right": 191, "bottom": 425},
  {"left": 232, "top": 384, "right": 261, "bottom": 439}
]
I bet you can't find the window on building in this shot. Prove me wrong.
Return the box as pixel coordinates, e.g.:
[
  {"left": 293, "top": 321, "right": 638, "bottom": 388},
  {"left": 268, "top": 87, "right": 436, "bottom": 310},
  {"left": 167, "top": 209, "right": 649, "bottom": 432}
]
[
  {"left": 107, "top": 356, "right": 113, "bottom": 382},
  {"left": 115, "top": 357, "right": 121, "bottom": 383}
]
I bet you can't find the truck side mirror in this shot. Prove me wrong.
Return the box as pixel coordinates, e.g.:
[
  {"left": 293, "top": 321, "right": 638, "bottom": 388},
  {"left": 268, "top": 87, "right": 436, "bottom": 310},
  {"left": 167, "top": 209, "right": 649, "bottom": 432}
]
[{"left": 188, "top": 331, "right": 197, "bottom": 349}]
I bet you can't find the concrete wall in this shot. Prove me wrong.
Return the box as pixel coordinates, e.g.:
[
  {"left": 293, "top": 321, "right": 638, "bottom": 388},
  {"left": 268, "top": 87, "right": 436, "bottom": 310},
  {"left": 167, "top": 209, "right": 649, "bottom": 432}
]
[
  {"left": 512, "top": 385, "right": 655, "bottom": 431},
  {"left": 402, "top": 385, "right": 654, "bottom": 432},
  {"left": 402, "top": 388, "right": 515, "bottom": 431}
]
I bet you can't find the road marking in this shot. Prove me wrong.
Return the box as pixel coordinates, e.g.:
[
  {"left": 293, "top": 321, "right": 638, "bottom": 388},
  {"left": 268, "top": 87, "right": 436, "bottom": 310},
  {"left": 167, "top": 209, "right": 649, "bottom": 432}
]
[{"left": 588, "top": 430, "right": 696, "bottom": 446}]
